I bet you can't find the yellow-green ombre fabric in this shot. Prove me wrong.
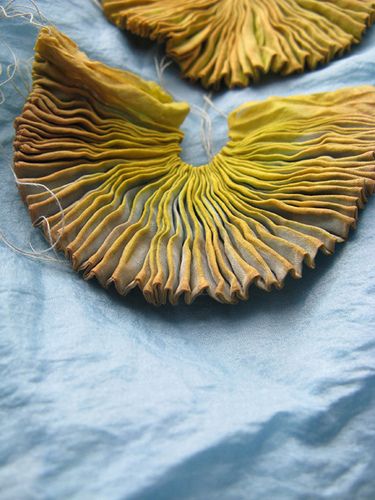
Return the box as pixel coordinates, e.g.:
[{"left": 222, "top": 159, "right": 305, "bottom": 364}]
[
  {"left": 14, "top": 28, "right": 375, "bottom": 304},
  {"left": 102, "top": 0, "right": 375, "bottom": 88}
]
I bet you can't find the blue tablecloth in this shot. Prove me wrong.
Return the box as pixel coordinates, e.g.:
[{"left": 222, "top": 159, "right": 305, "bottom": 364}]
[{"left": 1, "top": 2, "right": 375, "bottom": 498}]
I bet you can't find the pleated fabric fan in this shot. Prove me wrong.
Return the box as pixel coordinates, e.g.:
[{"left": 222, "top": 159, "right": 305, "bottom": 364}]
[
  {"left": 14, "top": 27, "right": 375, "bottom": 305},
  {"left": 102, "top": 0, "right": 375, "bottom": 88}
]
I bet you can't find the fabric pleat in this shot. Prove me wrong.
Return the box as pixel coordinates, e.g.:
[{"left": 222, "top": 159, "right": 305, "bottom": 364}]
[{"left": 14, "top": 27, "right": 375, "bottom": 304}]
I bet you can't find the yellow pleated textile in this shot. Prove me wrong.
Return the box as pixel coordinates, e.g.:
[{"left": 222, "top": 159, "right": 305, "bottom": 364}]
[
  {"left": 102, "top": 0, "right": 375, "bottom": 88},
  {"left": 14, "top": 27, "right": 375, "bottom": 305}
]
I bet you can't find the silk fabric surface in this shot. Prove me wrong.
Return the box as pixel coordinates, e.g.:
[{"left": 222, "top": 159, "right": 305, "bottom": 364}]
[{"left": 0, "top": 1, "right": 374, "bottom": 499}]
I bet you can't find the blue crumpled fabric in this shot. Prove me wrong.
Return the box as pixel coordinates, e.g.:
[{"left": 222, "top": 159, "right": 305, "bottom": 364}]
[{"left": 1, "top": 1, "right": 375, "bottom": 499}]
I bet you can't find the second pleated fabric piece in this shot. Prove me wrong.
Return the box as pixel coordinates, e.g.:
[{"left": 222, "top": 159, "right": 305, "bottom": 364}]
[{"left": 102, "top": 0, "right": 375, "bottom": 88}]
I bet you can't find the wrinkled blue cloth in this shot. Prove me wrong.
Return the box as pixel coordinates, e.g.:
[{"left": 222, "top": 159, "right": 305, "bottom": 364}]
[{"left": 1, "top": 2, "right": 375, "bottom": 499}]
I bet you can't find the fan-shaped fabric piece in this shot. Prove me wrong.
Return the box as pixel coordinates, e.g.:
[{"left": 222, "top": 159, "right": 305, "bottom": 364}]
[
  {"left": 14, "top": 27, "right": 375, "bottom": 305},
  {"left": 102, "top": 0, "right": 375, "bottom": 88}
]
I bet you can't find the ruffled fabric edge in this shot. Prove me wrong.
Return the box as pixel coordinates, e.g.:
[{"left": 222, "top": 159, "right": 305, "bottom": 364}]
[{"left": 13, "top": 27, "right": 375, "bottom": 305}]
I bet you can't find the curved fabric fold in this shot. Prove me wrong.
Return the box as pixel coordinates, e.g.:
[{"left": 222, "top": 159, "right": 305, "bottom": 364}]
[
  {"left": 102, "top": 0, "right": 375, "bottom": 88},
  {"left": 14, "top": 27, "right": 375, "bottom": 305}
]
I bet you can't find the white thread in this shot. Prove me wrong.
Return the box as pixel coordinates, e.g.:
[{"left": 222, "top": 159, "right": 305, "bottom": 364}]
[
  {"left": 28, "top": 216, "right": 61, "bottom": 260},
  {"left": 14, "top": 178, "right": 66, "bottom": 251},
  {"left": 154, "top": 55, "right": 173, "bottom": 87},
  {"left": 0, "top": 142, "right": 67, "bottom": 264},
  {"left": 0, "top": 0, "right": 53, "bottom": 31},
  {"left": 153, "top": 57, "right": 229, "bottom": 161},
  {"left": 91, "top": 0, "right": 103, "bottom": 10},
  {"left": 154, "top": 56, "right": 218, "bottom": 161},
  {"left": 190, "top": 103, "right": 214, "bottom": 161},
  {"left": 7, "top": 58, "right": 29, "bottom": 99},
  {"left": 6, "top": 56, "right": 33, "bottom": 99},
  {"left": 0, "top": 38, "right": 17, "bottom": 105},
  {"left": 0, "top": 1, "right": 66, "bottom": 265},
  {"left": 202, "top": 93, "right": 213, "bottom": 160},
  {"left": 0, "top": 231, "right": 65, "bottom": 263},
  {"left": 204, "top": 92, "right": 228, "bottom": 119}
]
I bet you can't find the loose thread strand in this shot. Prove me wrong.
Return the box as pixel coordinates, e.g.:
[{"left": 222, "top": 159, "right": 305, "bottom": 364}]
[
  {"left": 154, "top": 55, "right": 216, "bottom": 162},
  {"left": 0, "top": 0, "right": 55, "bottom": 33},
  {"left": 91, "top": 0, "right": 103, "bottom": 10},
  {"left": 203, "top": 92, "right": 228, "bottom": 119},
  {"left": 0, "top": 2, "right": 67, "bottom": 265}
]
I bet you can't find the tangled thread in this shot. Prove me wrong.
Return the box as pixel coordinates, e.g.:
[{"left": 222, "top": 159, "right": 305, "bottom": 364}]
[{"left": 0, "top": 0, "right": 67, "bottom": 265}]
